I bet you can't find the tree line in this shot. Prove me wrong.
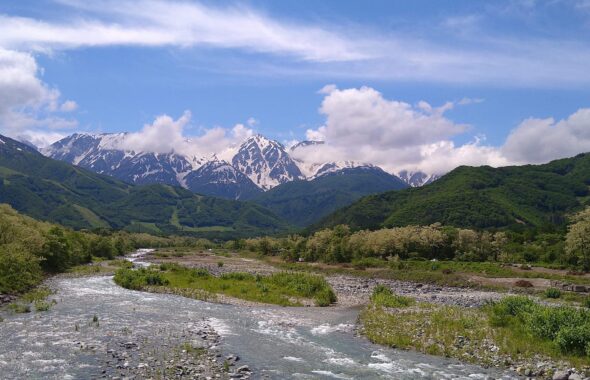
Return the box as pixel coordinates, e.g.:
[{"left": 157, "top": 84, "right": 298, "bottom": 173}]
[{"left": 232, "top": 207, "right": 590, "bottom": 269}]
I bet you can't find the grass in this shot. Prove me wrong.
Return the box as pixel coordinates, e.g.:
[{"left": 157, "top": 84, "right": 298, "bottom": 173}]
[
  {"left": 114, "top": 264, "right": 337, "bottom": 306},
  {"left": 360, "top": 288, "right": 590, "bottom": 371},
  {"left": 370, "top": 285, "right": 415, "bottom": 308},
  {"left": 544, "top": 288, "right": 562, "bottom": 299},
  {"left": 6, "top": 287, "right": 55, "bottom": 313}
]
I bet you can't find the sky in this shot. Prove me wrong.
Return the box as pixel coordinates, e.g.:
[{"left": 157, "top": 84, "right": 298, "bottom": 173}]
[{"left": 1, "top": 0, "right": 590, "bottom": 174}]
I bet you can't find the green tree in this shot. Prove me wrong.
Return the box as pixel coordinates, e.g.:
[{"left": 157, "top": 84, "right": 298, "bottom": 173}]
[
  {"left": 565, "top": 208, "right": 590, "bottom": 271},
  {"left": 41, "top": 227, "right": 72, "bottom": 272},
  {"left": 0, "top": 244, "right": 42, "bottom": 293}
]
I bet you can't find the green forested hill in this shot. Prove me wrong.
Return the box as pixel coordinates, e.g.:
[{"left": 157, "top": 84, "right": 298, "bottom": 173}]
[
  {"left": 253, "top": 167, "right": 408, "bottom": 227},
  {"left": 0, "top": 135, "right": 289, "bottom": 238},
  {"left": 313, "top": 154, "right": 590, "bottom": 231}
]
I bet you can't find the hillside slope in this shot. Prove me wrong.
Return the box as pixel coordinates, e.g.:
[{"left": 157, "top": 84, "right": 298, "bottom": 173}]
[
  {"left": 314, "top": 154, "right": 590, "bottom": 231},
  {"left": 253, "top": 167, "right": 408, "bottom": 227},
  {"left": 0, "top": 135, "right": 289, "bottom": 238}
]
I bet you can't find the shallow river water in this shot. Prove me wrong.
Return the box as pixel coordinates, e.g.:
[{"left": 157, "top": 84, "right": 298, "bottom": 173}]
[{"left": 0, "top": 253, "right": 518, "bottom": 379}]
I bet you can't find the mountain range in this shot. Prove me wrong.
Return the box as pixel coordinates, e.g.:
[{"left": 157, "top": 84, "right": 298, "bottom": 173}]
[
  {"left": 0, "top": 134, "right": 289, "bottom": 238},
  {"left": 42, "top": 133, "right": 436, "bottom": 200}
]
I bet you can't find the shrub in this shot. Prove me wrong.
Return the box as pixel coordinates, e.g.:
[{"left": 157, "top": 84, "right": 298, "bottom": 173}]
[
  {"left": 370, "top": 285, "right": 415, "bottom": 308},
  {"left": 525, "top": 307, "right": 590, "bottom": 340},
  {"left": 34, "top": 300, "right": 52, "bottom": 312},
  {"left": 113, "top": 268, "right": 169, "bottom": 290},
  {"left": 487, "top": 296, "right": 536, "bottom": 327},
  {"left": 544, "top": 288, "right": 562, "bottom": 299},
  {"left": 555, "top": 325, "right": 590, "bottom": 355},
  {"left": 217, "top": 261, "right": 224, "bottom": 268},
  {"left": 190, "top": 268, "right": 210, "bottom": 278}
]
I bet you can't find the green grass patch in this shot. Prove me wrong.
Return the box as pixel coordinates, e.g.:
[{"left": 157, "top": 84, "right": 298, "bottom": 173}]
[
  {"left": 544, "top": 288, "right": 562, "bottom": 299},
  {"left": 114, "top": 265, "right": 336, "bottom": 306},
  {"left": 370, "top": 285, "right": 415, "bottom": 308},
  {"left": 21, "top": 287, "right": 52, "bottom": 303}
]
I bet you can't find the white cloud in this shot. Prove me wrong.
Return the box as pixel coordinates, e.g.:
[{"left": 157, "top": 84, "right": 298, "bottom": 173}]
[
  {"left": 502, "top": 108, "right": 590, "bottom": 164},
  {"left": 0, "top": 0, "right": 370, "bottom": 63},
  {"left": 294, "top": 85, "right": 590, "bottom": 176},
  {"left": 16, "top": 130, "right": 68, "bottom": 149},
  {"left": 311, "top": 86, "right": 466, "bottom": 149},
  {"left": 116, "top": 112, "right": 254, "bottom": 158},
  {"left": 305, "top": 126, "right": 326, "bottom": 141},
  {"left": 0, "top": 47, "right": 77, "bottom": 145},
  {"left": 60, "top": 100, "right": 78, "bottom": 112}
]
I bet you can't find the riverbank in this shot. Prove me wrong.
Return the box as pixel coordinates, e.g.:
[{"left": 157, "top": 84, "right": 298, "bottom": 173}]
[{"left": 359, "top": 287, "right": 590, "bottom": 380}]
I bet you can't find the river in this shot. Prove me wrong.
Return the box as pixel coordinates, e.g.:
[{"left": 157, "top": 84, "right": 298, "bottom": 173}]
[{"left": 0, "top": 251, "right": 517, "bottom": 379}]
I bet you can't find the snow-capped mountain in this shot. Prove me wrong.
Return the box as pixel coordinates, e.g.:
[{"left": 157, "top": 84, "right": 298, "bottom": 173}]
[
  {"left": 397, "top": 170, "right": 440, "bottom": 187},
  {"left": 232, "top": 135, "right": 304, "bottom": 190},
  {"left": 43, "top": 132, "right": 438, "bottom": 199},
  {"left": 184, "top": 157, "right": 262, "bottom": 200},
  {"left": 42, "top": 133, "right": 201, "bottom": 187}
]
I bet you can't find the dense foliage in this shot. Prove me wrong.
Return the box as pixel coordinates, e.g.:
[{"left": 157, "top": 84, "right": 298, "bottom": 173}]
[
  {"left": 253, "top": 167, "right": 408, "bottom": 227},
  {"left": 0, "top": 204, "right": 218, "bottom": 294},
  {"left": 235, "top": 208, "right": 590, "bottom": 269},
  {"left": 488, "top": 296, "right": 590, "bottom": 356},
  {"left": 314, "top": 153, "right": 590, "bottom": 232},
  {"left": 0, "top": 134, "right": 290, "bottom": 239}
]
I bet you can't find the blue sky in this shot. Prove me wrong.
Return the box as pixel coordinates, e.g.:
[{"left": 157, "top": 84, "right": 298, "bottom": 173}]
[{"left": 1, "top": 0, "right": 590, "bottom": 173}]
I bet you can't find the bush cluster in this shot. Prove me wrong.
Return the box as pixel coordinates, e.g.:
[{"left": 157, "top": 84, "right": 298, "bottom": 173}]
[
  {"left": 488, "top": 296, "right": 590, "bottom": 356},
  {"left": 113, "top": 268, "right": 169, "bottom": 290}
]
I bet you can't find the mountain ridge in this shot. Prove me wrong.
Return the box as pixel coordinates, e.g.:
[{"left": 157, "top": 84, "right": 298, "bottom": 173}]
[{"left": 42, "top": 133, "right": 435, "bottom": 200}]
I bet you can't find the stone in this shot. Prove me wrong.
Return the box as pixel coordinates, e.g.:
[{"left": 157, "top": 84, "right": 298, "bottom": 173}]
[
  {"left": 568, "top": 374, "right": 582, "bottom": 380},
  {"left": 553, "top": 371, "right": 570, "bottom": 380},
  {"left": 237, "top": 365, "right": 250, "bottom": 373}
]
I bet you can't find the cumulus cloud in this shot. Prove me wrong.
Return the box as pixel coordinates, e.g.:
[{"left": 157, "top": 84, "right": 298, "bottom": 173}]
[
  {"left": 314, "top": 86, "right": 466, "bottom": 149},
  {"left": 0, "top": 47, "right": 77, "bottom": 147},
  {"left": 116, "top": 112, "right": 254, "bottom": 158},
  {"left": 502, "top": 108, "right": 590, "bottom": 164},
  {"left": 293, "top": 85, "right": 590, "bottom": 175}
]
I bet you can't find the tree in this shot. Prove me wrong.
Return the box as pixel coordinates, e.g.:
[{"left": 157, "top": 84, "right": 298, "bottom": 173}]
[
  {"left": 0, "top": 244, "right": 42, "bottom": 293},
  {"left": 41, "top": 227, "right": 72, "bottom": 272},
  {"left": 565, "top": 208, "right": 590, "bottom": 271}
]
